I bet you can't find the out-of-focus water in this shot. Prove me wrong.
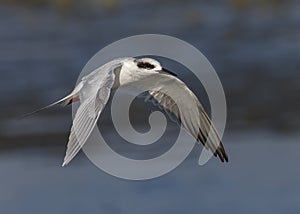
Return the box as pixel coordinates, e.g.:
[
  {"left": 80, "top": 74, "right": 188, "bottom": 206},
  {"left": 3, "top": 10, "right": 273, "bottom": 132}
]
[{"left": 0, "top": 132, "right": 299, "bottom": 214}]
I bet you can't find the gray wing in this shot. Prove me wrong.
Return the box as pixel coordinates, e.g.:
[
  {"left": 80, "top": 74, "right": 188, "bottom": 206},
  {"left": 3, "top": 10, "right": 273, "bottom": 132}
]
[
  {"left": 62, "top": 61, "right": 123, "bottom": 166},
  {"left": 142, "top": 74, "right": 228, "bottom": 162}
]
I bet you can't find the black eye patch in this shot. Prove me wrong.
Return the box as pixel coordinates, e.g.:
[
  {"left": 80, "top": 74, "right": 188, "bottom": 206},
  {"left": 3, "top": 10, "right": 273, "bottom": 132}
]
[{"left": 137, "top": 62, "right": 155, "bottom": 69}]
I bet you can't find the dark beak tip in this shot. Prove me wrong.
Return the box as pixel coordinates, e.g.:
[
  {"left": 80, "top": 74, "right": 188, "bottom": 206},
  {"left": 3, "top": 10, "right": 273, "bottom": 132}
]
[{"left": 161, "top": 68, "right": 177, "bottom": 77}]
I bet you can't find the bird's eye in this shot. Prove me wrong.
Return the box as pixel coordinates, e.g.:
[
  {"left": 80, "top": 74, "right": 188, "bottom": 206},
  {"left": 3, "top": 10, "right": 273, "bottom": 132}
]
[{"left": 137, "top": 62, "right": 155, "bottom": 70}]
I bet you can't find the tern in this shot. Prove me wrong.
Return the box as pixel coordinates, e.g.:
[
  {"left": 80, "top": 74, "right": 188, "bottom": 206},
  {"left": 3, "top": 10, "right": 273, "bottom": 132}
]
[{"left": 25, "top": 57, "right": 228, "bottom": 166}]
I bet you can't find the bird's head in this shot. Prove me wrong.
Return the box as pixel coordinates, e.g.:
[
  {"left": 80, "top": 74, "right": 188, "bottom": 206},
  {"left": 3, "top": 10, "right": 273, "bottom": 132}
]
[{"left": 123, "top": 57, "right": 177, "bottom": 77}]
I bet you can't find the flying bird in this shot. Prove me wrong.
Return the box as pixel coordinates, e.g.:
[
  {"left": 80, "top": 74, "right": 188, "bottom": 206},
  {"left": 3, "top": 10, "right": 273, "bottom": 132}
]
[{"left": 25, "top": 57, "right": 228, "bottom": 166}]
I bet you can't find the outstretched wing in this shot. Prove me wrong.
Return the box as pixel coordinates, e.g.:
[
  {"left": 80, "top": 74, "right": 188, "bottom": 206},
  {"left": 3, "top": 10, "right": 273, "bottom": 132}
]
[
  {"left": 62, "top": 61, "right": 124, "bottom": 166},
  {"left": 142, "top": 74, "right": 228, "bottom": 162}
]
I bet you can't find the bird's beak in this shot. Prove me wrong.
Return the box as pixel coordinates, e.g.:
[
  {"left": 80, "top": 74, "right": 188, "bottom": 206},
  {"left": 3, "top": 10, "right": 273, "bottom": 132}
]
[{"left": 159, "top": 68, "right": 177, "bottom": 77}]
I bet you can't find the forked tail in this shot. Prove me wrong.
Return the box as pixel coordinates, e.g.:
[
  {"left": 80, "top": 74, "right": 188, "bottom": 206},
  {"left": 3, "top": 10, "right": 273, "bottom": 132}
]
[
  {"left": 18, "top": 93, "right": 79, "bottom": 119},
  {"left": 19, "top": 81, "right": 84, "bottom": 119}
]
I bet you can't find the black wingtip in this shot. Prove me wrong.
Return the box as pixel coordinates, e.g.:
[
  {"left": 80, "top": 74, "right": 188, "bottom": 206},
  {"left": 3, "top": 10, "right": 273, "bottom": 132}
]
[{"left": 215, "top": 145, "right": 229, "bottom": 163}]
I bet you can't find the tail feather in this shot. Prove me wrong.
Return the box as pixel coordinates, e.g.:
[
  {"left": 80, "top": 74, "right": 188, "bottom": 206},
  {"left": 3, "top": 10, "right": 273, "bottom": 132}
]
[
  {"left": 62, "top": 96, "right": 80, "bottom": 106},
  {"left": 18, "top": 94, "right": 75, "bottom": 119},
  {"left": 19, "top": 81, "right": 84, "bottom": 119}
]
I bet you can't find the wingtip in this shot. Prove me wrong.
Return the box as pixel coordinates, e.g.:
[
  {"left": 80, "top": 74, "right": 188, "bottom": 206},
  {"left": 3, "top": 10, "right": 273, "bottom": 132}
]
[
  {"left": 213, "top": 144, "right": 229, "bottom": 163},
  {"left": 224, "top": 155, "right": 229, "bottom": 163},
  {"left": 217, "top": 148, "right": 229, "bottom": 163}
]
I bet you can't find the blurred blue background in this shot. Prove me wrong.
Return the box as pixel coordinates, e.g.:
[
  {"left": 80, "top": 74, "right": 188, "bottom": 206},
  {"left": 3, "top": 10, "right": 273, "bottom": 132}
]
[{"left": 0, "top": 0, "right": 300, "bottom": 213}]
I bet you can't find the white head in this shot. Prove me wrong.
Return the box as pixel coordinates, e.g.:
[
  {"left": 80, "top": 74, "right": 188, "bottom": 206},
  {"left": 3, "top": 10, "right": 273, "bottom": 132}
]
[
  {"left": 135, "top": 58, "right": 162, "bottom": 71},
  {"left": 122, "top": 57, "right": 176, "bottom": 77}
]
